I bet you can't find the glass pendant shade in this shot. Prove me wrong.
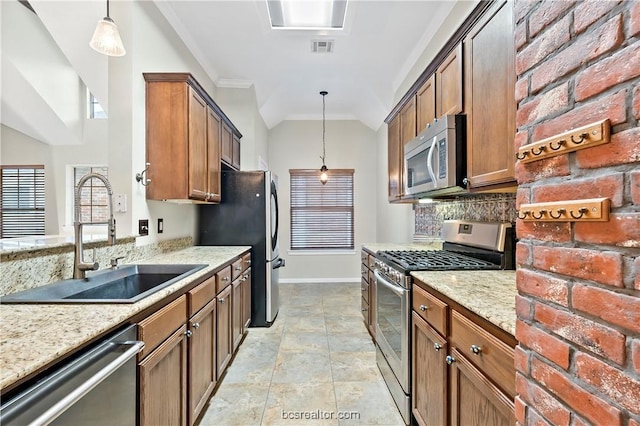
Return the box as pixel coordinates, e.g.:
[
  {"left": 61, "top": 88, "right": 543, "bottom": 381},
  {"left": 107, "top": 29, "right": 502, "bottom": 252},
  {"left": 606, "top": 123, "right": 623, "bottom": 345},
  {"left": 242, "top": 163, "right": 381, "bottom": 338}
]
[
  {"left": 320, "top": 164, "right": 328, "bottom": 185},
  {"left": 90, "top": 17, "right": 126, "bottom": 57}
]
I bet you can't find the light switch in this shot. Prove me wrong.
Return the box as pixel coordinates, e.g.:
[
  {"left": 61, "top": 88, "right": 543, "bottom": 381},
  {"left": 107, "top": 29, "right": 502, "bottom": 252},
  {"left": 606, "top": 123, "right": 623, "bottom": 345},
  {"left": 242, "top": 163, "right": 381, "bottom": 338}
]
[{"left": 115, "top": 194, "right": 127, "bottom": 213}]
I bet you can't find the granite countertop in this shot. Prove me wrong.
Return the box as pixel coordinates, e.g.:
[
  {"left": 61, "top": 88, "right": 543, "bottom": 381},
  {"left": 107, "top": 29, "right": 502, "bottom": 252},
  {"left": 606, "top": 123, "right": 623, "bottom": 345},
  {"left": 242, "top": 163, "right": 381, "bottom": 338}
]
[
  {"left": 362, "top": 240, "right": 443, "bottom": 253},
  {"left": 411, "top": 270, "right": 517, "bottom": 335},
  {"left": 0, "top": 245, "right": 249, "bottom": 392}
]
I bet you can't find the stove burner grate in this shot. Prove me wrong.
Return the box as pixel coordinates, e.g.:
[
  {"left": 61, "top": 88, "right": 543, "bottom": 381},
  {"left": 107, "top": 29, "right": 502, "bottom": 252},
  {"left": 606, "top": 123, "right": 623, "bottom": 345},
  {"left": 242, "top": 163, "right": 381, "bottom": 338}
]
[{"left": 379, "top": 250, "right": 501, "bottom": 271}]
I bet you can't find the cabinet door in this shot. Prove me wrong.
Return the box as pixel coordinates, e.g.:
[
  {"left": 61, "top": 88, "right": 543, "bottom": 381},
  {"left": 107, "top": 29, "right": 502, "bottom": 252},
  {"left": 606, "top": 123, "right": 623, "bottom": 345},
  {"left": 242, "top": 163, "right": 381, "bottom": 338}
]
[
  {"left": 242, "top": 267, "right": 252, "bottom": 330},
  {"left": 139, "top": 325, "right": 188, "bottom": 426},
  {"left": 361, "top": 277, "right": 369, "bottom": 324},
  {"left": 232, "top": 278, "right": 243, "bottom": 351},
  {"left": 417, "top": 74, "right": 436, "bottom": 132},
  {"left": 436, "top": 43, "right": 463, "bottom": 118},
  {"left": 412, "top": 312, "right": 447, "bottom": 426},
  {"left": 449, "top": 348, "right": 515, "bottom": 426},
  {"left": 232, "top": 135, "right": 241, "bottom": 170},
  {"left": 216, "top": 286, "right": 232, "bottom": 376},
  {"left": 368, "top": 273, "right": 376, "bottom": 340},
  {"left": 464, "top": 0, "right": 515, "bottom": 188},
  {"left": 221, "top": 123, "right": 233, "bottom": 165},
  {"left": 400, "top": 96, "right": 417, "bottom": 145},
  {"left": 206, "top": 107, "right": 222, "bottom": 203},
  {"left": 188, "top": 300, "right": 216, "bottom": 426},
  {"left": 187, "top": 87, "right": 208, "bottom": 201},
  {"left": 387, "top": 115, "right": 402, "bottom": 201}
]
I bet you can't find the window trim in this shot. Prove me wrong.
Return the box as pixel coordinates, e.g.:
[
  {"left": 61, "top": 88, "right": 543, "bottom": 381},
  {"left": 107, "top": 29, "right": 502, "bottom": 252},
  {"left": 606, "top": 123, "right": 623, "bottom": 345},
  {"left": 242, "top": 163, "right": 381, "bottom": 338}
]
[{"left": 0, "top": 165, "right": 45, "bottom": 238}]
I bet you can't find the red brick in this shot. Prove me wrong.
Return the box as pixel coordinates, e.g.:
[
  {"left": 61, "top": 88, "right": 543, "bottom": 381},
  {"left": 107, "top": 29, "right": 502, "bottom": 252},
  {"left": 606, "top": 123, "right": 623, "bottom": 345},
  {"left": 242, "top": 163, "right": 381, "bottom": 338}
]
[
  {"left": 532, "top": 246, "right": 624, "bottom": 287},
  {"left": 516, "top": 372, "right": 570, "bottom": 426},
  {"left": 517, "top": 269, "right": 569, "bottom": 306},
  {"left": 517, "top": 82, "right": 569, "bottom": 127},
  {"left": 632, "top": 339, "right": 640, "bottom": 374},
  {"left": 576, "top": 41, "right": 640, "bottom": 101},
  {"left": 534, "top": 303, "right": 626, "bottom": 364},
  {"left": 530, "top": 15, "right": 624, "bottom": 93},
  {"left": 531, "top": 173, "right": 624, "bottom": 207},
  {"left": 575, "top": 352, "right": 640, "bottom": 413},
  {"left": 576, "top": 127, "right": 640, "bottom": 168},
  {"left": 630, "top": 419, "right": 640, "bottom": 426},
  {"left": 514, "top": 395, "right": 526, "bottom": 425},
  {"left": 515, "top": 155, "right": 571, "bottom": 184},
  {"left": 515, "top": 21, "right": 527, "bottom": 51},
  {"left": 528, "top": 0, "right": 575, "bottom": 38},
  {"left": 634, "top": 84, "right": 640, "bottom": 119},
  {"left": 530, "top": 357, "right": 623, "bottom": 426},
  {"left": 532, "top": 90, "right": 627, "bottom": 142},
  {"left": 516, "top": 241, "right": 532, "bottom": 267},
  {"left": 515, "top": 77, "right": 528, "bottom": 103},
  {"left": 516, "top": 186, "right": 531, "bottom": 209},
  {"left": 574, "top": 0, "right": 621, "bottom": 34},
  {"left": 515, "top": 344, "right": 530, "bottom": 374},
  {"left": 631, "top": 0, "right": 640, "bottom": 37},
  {"left": 516, "top": 320, "right": 571, "bottom": 368},
  {"left": 517, "top": 14, "right": 571, "bottom": 74},
  {"left": 514, "top": 0, "right": 538, "bottom": 24},
  {"left": 516, "top": 294, "right": 534, "bottom": 320},
  {"left": 574, "top": 213, "right": 640, "bottom": 248},
  {"left": 571, "top": 416, "right": 591, "bottom": 426},
  {"left": 515, "top": 130, "right": 529, "bottom": 151},
  {"left": 636, "top": 256, "right": 640, "bottom": 290},
  {"left": 630, "top": 170, "right": 640, "bottom": 205},
  {"left": 516, "top": 220, "right": 572, "bottom": 243},
  {"left": 572, "top": 283, "right": 640, "bottom": 333}
]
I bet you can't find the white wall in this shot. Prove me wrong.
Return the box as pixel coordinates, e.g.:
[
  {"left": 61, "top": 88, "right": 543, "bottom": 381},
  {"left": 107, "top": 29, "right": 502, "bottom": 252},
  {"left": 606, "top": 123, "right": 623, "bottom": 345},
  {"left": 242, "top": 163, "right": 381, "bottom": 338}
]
[{"left": 268, "top": 120, "right": 377, "bottom": 282}]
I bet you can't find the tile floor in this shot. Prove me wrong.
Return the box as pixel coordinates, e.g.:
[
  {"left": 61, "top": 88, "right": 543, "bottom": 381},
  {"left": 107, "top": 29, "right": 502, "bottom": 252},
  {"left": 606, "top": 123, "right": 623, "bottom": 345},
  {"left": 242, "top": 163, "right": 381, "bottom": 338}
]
[{"left": 197, "top": 282, "right": 405, "bottom": 426}]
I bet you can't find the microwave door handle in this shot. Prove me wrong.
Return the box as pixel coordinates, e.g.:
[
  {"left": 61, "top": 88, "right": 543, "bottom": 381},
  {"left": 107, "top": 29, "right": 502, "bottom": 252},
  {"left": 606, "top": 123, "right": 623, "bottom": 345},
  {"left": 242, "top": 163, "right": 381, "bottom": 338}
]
[{"left": 426, "top": 136, "right": 438, "bottom": 188}]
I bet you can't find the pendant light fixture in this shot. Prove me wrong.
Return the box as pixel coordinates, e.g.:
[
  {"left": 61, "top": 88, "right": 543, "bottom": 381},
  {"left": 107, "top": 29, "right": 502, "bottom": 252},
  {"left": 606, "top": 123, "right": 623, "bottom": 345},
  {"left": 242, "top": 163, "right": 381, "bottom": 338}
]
[
  {"left": 319, "top": 90, "right": 329, "bottom": 185},
  {"left": 89, "top": 0, "right": 126, "bottom": 57}
]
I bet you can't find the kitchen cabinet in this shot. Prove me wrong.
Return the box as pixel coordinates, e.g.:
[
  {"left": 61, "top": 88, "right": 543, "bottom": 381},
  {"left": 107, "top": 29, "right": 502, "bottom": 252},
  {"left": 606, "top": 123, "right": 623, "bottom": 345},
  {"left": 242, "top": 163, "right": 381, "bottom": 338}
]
[
  {"left": 232, "top": 135, "right": 241, "bottom": 170},
  {"left": 411, "top": 280, "right": 515, "bottom": 426},
  {"left": 221, "top": 124, "right": 241, "bottom": 170},
  {"left": 216, "top": 283, "right": 232, "bottom": 376},
  {"left": 387, "top": 115, "right": 402, "bottom": 201},
  {"left": 436, "top": 43, "right": 463, "bottom": 118},
  {"left": 360, "top": 250, "right": 376, "bottom": 338},
  {"left": 242, "top": 266, "right": 252, "bottom": 330},
  {"left": 232, "top": 277, "right": 243, "bottom": 351},
  {"left": 464, "top": 0, "right": 516, "bottom": 189},
  {"left": 143, "top": 73, "right": 242, "bottom": 202},
  {"left": 138, "top": 296, "right": 189, "bottom": 426},
  {"left": 417, "top": 75, "right": 435, "bottom": 133}
]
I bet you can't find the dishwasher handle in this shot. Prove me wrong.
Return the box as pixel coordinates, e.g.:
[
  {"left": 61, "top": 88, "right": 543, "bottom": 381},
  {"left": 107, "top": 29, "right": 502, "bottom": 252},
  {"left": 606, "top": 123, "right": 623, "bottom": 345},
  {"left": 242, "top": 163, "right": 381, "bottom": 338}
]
[{"left": 31, "top": 340, "right": 144, "bottom": 426}]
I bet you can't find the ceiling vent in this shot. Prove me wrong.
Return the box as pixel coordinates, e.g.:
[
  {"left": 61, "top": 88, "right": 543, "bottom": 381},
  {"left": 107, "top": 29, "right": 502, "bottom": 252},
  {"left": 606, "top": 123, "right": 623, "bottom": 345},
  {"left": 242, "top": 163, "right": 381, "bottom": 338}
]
[{"left": 311, "top": 40, "right": 334, "bottom": 53}]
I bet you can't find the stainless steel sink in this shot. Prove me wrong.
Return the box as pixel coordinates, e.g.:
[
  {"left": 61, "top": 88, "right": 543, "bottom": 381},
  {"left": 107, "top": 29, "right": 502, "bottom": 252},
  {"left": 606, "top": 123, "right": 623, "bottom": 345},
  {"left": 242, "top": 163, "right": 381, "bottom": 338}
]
[{"left": 0, "top": 264, "right": 207, "bottom": 304}]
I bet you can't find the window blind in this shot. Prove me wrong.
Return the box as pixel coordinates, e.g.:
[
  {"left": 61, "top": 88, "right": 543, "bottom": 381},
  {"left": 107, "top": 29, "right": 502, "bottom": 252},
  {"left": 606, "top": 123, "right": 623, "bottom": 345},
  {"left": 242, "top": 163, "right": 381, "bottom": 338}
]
[
  {"left": 290, "top": 169, "right": 354, "bottom": 250},
  {"left": 0, "top": 166, "right": 45, "bottom": 238}
]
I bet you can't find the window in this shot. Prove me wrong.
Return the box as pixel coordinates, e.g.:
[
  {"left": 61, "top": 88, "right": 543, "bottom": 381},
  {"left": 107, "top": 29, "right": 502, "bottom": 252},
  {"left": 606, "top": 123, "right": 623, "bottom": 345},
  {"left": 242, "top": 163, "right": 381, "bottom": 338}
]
[
  {"left": 74, "top": 166, "right": 109, "bottom": 223},
  {"left": 290, "top": 169, "right": 354, "bottom": 251},
  {"left": 88, "top": 92, "right": 107, "bottom": 119},
  {"left": 0, "top": 166, "right": 45, "bottom": 238}
]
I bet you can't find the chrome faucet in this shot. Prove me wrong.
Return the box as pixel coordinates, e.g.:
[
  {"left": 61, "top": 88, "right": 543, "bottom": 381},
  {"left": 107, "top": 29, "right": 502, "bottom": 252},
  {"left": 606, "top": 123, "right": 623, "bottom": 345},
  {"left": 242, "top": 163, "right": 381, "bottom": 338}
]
[{"left": 73, "top": 173, "right": 116, "bottom": 279}]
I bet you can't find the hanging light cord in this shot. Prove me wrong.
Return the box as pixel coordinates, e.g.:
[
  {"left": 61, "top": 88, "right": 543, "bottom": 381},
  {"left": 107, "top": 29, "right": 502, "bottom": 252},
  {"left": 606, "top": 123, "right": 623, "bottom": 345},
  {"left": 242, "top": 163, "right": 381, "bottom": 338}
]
[{"left": 320, "top": 91, "right": 327, "bottom": 165}]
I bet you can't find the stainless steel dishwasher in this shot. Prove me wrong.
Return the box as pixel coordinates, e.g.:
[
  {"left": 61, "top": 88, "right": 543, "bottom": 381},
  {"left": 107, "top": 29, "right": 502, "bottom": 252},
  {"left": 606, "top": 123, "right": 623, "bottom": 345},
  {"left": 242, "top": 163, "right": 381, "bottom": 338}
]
[{"left": 0, "top": 325, "right": 144, "bottom": 425}]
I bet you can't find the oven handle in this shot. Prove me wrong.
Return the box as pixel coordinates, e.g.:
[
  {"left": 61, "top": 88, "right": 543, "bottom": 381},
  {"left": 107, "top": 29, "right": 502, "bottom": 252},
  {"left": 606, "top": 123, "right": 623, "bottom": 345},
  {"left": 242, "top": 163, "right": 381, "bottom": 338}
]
[
  {"left": 374, "top": 269, "right": 406, "bottom": 297},
  {"left": 426, "top": 135, "right": 438, "bottom": 188}
]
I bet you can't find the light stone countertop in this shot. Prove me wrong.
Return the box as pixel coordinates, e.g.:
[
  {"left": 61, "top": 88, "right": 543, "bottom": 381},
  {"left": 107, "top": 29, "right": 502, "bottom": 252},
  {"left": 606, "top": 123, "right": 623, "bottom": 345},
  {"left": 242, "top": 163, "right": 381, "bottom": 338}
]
[
  {"left": 411, "top": 270, "right": 517, "bottom": 335},
  {"left": 0, "top": 245, "right": 249, "bottom": 392}
]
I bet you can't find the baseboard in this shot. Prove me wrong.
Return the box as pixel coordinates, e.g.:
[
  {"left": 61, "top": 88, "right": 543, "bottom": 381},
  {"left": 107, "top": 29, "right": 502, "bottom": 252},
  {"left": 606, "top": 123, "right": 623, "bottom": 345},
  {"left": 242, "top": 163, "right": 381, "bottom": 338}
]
[{"left": 279, "top": 277, "right": 360, "bottom": 284}]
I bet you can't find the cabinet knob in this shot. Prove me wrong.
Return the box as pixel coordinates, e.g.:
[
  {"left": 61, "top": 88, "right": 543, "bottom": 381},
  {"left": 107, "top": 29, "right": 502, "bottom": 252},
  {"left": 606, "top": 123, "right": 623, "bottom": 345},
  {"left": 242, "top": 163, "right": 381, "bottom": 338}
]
[
  {"left": 419, "top": 304, "right": 428, "bottom": 312},
  {"left": 219, "top": 298, "right": 225, "bottom": 304},
  {"left": 184, "top": 330, "right": 193, "bottom": 338},
  {"left": 445, "top": 355, "right": 455, "bottom": 365},
  {"left": 223, "top": 276, "right": 230, "bottom": 282},
  {"left": 470, "top": 345, "right": 482, "bottom": 355},
  {"left": 192, "top": 322, "right": 200, "bottom": 329},
  {"left": 361, "top": 287, "right": 367, "bottom": 292},
  {"left": 235, "top": 266, "right": 242, "bottom": 271},
  {"left": 433, "top": 343, "right": 442, "bottom": 351},
  {"left": 462, "top": 177, "right": 470, "bottom": 187},
  {"left": 361, "top": 308, "right": 368, "bottom": 312}
]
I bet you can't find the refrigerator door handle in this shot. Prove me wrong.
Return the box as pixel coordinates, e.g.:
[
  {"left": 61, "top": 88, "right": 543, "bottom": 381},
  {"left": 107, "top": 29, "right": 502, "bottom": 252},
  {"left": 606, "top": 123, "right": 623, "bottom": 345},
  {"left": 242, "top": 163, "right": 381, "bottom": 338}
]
[{"left": 272, "top": 258, "right": 285, "bottom": 269}]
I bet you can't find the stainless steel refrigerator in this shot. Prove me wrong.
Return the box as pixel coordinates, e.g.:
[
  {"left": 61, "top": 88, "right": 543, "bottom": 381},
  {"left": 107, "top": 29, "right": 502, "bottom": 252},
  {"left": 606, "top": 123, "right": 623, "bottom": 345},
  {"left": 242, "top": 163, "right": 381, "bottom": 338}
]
[{"left": 197, "top": 170, "right": 283, "bottom": 327}]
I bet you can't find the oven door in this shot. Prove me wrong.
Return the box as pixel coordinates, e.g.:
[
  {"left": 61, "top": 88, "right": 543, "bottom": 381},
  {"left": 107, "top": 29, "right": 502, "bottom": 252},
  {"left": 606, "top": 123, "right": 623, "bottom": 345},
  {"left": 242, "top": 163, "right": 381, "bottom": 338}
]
[{"left": 374, "top": 269, "right": 410, "bottom": 392}]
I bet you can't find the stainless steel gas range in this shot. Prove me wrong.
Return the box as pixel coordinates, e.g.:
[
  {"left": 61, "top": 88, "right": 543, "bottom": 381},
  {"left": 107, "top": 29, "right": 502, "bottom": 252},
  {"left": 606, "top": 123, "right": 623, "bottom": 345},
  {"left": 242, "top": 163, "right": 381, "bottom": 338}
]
[{"left": 373, "top": 220, "right": 515, "bottom": 424}]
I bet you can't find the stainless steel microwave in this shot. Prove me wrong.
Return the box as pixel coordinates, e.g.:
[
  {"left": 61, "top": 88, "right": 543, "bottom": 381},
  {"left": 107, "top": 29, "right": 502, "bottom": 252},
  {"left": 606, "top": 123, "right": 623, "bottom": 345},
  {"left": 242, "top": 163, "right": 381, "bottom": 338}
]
[{"left": 404, "top": 114, "right": 467, "bottom": 197}]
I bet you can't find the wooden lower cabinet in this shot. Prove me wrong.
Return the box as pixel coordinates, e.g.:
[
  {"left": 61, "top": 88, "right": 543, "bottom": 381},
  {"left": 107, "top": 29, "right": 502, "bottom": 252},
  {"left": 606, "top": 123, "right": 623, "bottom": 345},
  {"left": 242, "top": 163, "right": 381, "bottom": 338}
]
[
  {"left": 241, "top": 268, "right": 252, "bottom": 330},
  {"left": 232, "top": 278, "right": 243, "bottom": 351},
  {"left": 139, "top": 325, "right": 188, "bottom": 426},
  {"left": 216, "top": 285, "right": 233, "bottom": 376},
  {"left": 412, "top": 312, "right": 447, "bottom": 426},
  {"left": 449, "top": 348, "right": 515, "bottom": 426},
  {"left": 188, "top": 299, "right": 217, "bottom": 425}
]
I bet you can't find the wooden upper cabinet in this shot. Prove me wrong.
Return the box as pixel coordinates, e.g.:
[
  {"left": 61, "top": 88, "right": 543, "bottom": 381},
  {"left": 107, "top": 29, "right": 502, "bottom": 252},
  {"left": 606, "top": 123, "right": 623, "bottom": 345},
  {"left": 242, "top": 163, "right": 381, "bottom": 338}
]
[
  {"left": 221, "top": 123, "right": 233, "bottom": 166},
  {"left": 417, "top": 74, "right": 436, "bottom": 133},
  {"left": 144, "top": 73, "right": 241, "bottom": 202},
  {"left": 387, "top": 115, "right": 402, "bottom": 201},
  {"left": 400, "top": 96, "right": 417, "bottom": 145},
  {"left": 436, "top": 43, "right": 463, "bottom": 118},
  {"left": 232, "top": 135, "right": 241, "bottom": 170},
  {"left": 464, "top": 0, "right": 516, "bottom": 188}
]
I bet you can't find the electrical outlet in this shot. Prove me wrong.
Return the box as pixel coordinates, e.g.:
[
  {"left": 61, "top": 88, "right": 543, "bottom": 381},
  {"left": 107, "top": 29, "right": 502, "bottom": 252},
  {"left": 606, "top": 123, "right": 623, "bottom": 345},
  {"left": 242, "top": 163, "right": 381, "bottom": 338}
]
[
  {"left": 157, "top": 218, "right": 164, "bottom": 234},
  {"left": 115, "top": 194, "right": 127, "bottom": 213},
  {"left": 139, "top": 219, "right": 149, "bottom": 236}
]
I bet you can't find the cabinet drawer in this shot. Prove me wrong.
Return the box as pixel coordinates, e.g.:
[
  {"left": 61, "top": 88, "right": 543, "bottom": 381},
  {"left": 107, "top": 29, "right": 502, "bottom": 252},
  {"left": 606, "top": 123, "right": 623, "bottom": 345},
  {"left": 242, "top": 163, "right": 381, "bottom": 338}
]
[
  {"left": 216, "top": 266, "right": 232, "bottom": 293},
  {"left": 188, "top": 275, "right": 216, "bottom": 316},
  {"left": 361, "top": 278, "right": 369, "bottom": 303},
  {"left": 450, "top": 309, "right": 515, "bottom": 398},
  {"left": 413, "top": 284, "right": 448, "bottom": 336},
  {"left": 138, "top": 295, "right": 187, "bottom": 359},
  {"left": 361, "top": 264, "right": 369, "bottom": 282},
  {"left": 368, "top": 255, "right": 376, "bottom": 269},
  {"left": 361, "top": 297, "right": 369, "bottom": 322},
  {"left": 242, "top": 253, "right": 251, "bottom": 271},
  {"left": 231, "top": 258, "right": 243, "bottom": 281},
  {"left": 361, "top": 251, "right": 369, "bottom": 266}
]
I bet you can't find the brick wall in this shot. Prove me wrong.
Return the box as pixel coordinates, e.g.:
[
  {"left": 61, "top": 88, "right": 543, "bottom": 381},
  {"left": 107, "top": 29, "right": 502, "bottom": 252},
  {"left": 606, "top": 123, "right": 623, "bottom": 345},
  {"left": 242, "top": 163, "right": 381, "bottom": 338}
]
[{"left": 514, "top": 1, "right": 640, "bottom": 425}]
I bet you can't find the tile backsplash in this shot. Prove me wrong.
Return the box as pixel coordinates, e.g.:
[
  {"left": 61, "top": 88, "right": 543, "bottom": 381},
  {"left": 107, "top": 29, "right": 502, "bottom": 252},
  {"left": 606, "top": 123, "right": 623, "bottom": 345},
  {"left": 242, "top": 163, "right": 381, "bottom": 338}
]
[{"left": 414, "top": 193, "right": 516, "bottom": 237}]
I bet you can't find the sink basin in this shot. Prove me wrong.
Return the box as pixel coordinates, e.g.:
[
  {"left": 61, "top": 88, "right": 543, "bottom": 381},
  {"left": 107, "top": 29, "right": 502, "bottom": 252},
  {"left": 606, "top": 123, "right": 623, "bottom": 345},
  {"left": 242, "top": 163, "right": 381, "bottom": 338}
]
[{"left": 0, "top": 264, "right": 207, "bottom": 304}]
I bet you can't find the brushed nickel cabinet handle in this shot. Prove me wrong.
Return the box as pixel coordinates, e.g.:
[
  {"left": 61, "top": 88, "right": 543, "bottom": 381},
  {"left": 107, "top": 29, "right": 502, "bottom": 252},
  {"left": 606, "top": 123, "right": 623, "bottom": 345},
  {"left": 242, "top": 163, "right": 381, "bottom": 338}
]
[
  {"left": 419, "top": 305, "right": 427, "bottom": 312},
  {"left": 470, "top": 345, "right": 482, "bottom": 355},
  {"left": 184, "top": 330, "right": 193, "bottom": 338},
  {"left": 434, "top": 343, "right": 442, "bottom": 351},
  {"left": 445, "top": 355, "right": 455, "bottom": 365}
]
